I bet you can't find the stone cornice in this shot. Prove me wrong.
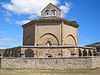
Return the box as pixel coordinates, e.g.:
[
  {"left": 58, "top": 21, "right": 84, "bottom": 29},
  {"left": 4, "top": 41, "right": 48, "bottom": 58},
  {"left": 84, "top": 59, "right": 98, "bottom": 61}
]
[{"left": 22, "top": 18, "right": 79, "bottom": 28}]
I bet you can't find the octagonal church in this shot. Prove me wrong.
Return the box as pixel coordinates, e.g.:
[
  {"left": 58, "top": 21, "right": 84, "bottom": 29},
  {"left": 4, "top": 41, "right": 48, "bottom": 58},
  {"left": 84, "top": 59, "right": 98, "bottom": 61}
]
[
  {"left": 22, "top": 3, "right": 79, "bottom": 57},
  {"left": 23, "top": 3, "right": 78, "bottom": 47},
  {"left": 3, "top": 3, "right": 96, "bottom": 58}
]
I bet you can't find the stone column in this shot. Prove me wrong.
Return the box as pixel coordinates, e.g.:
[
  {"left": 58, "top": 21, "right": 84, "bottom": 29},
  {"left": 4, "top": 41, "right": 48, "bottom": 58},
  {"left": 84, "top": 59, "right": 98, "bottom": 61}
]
[{"left": 20, "top": 48, "right": 25, "bottom": 58}]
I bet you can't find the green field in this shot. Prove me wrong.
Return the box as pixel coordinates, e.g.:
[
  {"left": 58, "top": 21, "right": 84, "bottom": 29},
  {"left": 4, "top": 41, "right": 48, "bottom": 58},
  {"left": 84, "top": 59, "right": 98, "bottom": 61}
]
[{"left": 0, "top": 68, "right": 100, "bottom": 75}]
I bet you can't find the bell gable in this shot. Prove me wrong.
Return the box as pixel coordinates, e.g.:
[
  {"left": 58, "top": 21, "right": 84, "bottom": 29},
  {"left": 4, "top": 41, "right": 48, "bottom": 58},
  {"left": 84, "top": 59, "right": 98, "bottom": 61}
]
[{"left": 41, "top": 3, "right": 61, "bottom": 18}]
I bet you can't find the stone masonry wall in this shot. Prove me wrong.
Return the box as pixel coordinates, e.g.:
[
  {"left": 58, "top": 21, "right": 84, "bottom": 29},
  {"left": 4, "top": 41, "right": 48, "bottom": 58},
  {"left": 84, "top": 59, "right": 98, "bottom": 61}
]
[
  {"left": 91, "top": 56, "right": 100, "bottom": 68},
  {"left": 0, "top": 57, "right": 97, "bottom": 69}
]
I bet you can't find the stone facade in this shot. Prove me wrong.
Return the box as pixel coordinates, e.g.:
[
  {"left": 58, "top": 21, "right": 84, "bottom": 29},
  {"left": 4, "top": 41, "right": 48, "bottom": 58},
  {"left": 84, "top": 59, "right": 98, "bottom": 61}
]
[
  {"left": 23, "top": 22, "right": 78, "bottom": 46},
  {"left": 1, "top": 57, "right": 100, "bottom": 69}
]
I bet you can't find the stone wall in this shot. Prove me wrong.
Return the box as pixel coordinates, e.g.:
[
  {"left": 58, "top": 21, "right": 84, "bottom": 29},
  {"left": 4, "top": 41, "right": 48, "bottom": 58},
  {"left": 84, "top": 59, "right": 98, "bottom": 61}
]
[
  {"left": 21, "top": 47, "right": 72, "bottom": 58},
  {"left": 91, "top": 56, "right": 100, "bottom": 68},
  {"left": 1, "top": 57, "right": 99, "bottom": 69}
]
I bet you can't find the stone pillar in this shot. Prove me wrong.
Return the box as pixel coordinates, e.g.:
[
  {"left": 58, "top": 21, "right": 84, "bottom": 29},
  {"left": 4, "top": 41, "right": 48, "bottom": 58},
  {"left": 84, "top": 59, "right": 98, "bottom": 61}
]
[
  {"left": 34, "top": 43, "right": 37, "bottom": 46},
  {"left": 20, "top": 48, "right": 25, "bottom": 58},
  {"left": 21, "top": 54, "right": 25, "bottom": 58}
]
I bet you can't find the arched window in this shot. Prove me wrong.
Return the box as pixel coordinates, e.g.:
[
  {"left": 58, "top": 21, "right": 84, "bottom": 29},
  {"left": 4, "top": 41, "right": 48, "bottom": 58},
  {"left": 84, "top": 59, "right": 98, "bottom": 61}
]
[
  {"left": 45, "top": 10, "right": 50, "bottom": 16},
  {"left": 52, "top": 10, "right": 56, "bottom": 16}
]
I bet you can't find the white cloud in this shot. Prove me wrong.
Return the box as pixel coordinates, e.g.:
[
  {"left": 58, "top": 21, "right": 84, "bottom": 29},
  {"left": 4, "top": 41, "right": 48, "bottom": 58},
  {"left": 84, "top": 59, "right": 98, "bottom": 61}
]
[
  {"left": 59, "top": 2, "right": 71, "bottom": 17},
  {"left": 2, "top": 0, "right": 71, "bottom": 18},
  {"left": 3, "top": 0, "right": 59, "bottom": 16},
  {"left": 16, "top": 20, "right": 30, "bottom": 25},
  {"left": 2, "top": 0, "right": 71, "bottom": 26},
  {"left": 0, "top": 38, "right": 13, "bottom": 41}
]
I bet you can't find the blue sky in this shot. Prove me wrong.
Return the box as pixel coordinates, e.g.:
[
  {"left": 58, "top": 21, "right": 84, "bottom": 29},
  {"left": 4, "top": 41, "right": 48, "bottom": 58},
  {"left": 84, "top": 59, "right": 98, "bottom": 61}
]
[{"left": 0, "top": 0, "right": 100, "bottom": 48}]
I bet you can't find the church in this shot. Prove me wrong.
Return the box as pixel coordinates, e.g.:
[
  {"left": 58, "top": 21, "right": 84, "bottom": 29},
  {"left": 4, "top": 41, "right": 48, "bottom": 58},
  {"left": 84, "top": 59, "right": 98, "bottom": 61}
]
[
  {"left": 23, "top": 3, "right": 78, "bottom": 47},
  {"left": 3, "top": 3, "right": 96, "bottom": 58}
]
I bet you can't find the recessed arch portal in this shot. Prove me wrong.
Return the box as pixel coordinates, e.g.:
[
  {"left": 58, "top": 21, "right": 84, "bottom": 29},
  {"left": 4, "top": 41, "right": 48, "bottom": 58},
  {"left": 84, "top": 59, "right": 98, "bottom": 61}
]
[{"left": 40, "top": 33, "right": 59, "bottom": 46}]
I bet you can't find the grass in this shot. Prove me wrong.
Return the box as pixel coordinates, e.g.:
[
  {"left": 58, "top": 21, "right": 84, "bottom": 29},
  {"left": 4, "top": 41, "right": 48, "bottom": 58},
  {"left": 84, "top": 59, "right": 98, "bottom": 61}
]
[
  {"left": 0, "top": 68, "right": 100, "bottom": 74},
  {"left": 0, "top": 68, "right": 100, "bottom": 75}
]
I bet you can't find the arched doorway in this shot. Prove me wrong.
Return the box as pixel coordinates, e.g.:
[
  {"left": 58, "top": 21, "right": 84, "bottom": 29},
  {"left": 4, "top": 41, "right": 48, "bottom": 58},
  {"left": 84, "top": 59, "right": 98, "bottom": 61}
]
[{"left": 25, "top": 49, "right": 34, "bottom": 57}]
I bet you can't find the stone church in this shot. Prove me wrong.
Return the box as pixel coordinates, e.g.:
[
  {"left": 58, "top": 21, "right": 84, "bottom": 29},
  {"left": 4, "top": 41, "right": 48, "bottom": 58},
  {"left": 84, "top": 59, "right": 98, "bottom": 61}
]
[
  {"left": 23, "top": 3, "right": 78, "bottom": 47},
  {"left": 3, "top": 3, "right": 96, "bottom": 58}
]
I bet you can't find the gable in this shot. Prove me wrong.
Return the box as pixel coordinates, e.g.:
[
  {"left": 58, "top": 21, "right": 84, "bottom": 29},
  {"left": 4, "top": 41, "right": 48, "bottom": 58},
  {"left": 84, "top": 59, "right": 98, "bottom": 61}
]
[
  {"left": 41, "top": 3, "right": 61, "bottom": 17},
  {"left": 41, "top": 3, "right": 61, "bottom": 12}
]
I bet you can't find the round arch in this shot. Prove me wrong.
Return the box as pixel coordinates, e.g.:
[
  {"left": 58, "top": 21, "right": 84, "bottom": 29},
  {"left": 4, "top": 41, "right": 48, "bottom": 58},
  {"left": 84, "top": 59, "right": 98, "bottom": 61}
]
[
  {"left": 45, "top": 10, "right": 50, "bottom": 16},
  {"left": 66, "top": 34, "right": 77, "bottom": 46},
  {"left": 40, "top": 33, "right": 59, "bottom": 46},
  {"left": 25, "top": 48, "right": 34, "bottom": 57},
  {"left": 52, "top": 9, "right": 56, "bottom": 16}
]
